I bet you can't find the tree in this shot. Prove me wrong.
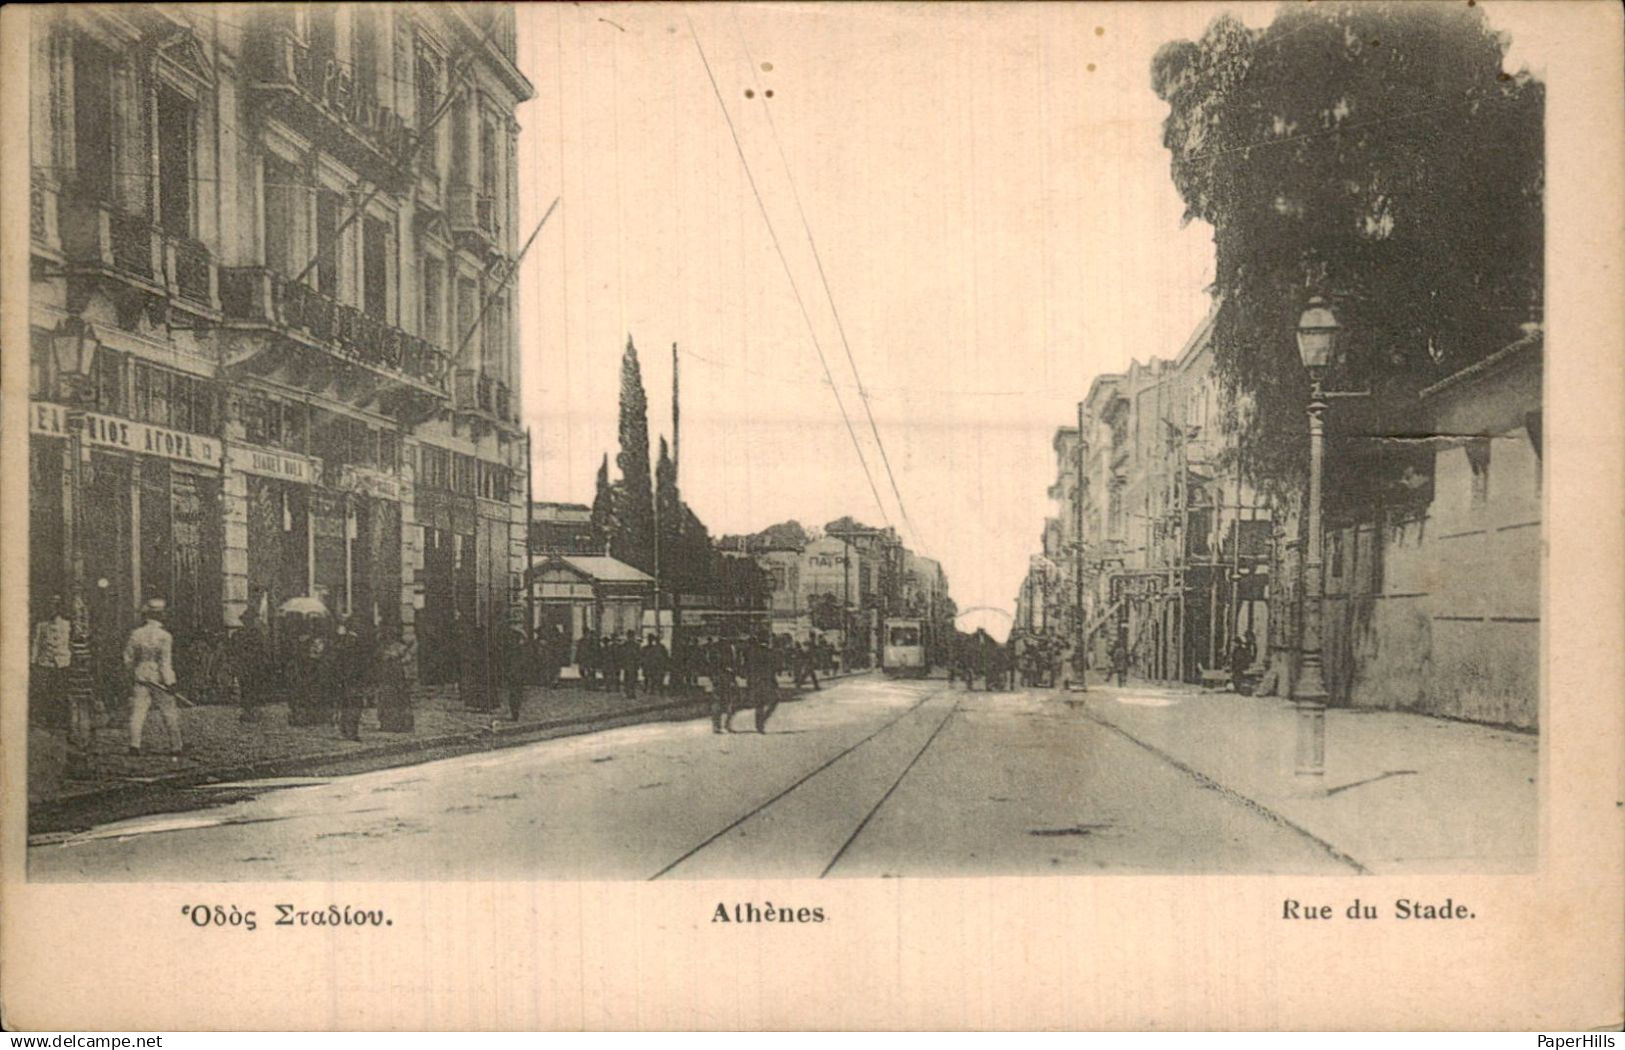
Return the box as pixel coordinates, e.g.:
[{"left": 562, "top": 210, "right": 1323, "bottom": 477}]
[
  {"left": 589, "top": 454, "right": 616, "bottom": 555},
  {"left": 615, "top": 336, "right": 655, "bottom": 571},
  {"left": 1151, "top": 2, "right": 1543, "bottom": 503}
]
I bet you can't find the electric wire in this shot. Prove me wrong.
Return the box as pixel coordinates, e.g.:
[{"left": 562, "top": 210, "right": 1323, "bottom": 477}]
[
  {"left": 729, "top": 12, "right": 928, "bottom": 556},
  {"left": 685, "top": 14, "right": 892, "bottom": 531}
]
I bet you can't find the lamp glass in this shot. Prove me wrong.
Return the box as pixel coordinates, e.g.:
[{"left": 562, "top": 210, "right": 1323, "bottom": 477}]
[{"left": 1295, "top": 302, "right": 1340, "bottom": 372}]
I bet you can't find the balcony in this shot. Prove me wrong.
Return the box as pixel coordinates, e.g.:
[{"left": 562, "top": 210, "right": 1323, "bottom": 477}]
[
  {"left": 451, "top": 367, "right": 516, "bottom": 435},
  {"left": 30, "top": 176, "right": 61, "bottom": 259},
  {"left": 449, "top": 186, "right": 501, "bottom": 256},
  {"left": 247, "top": 27, "right": 417, "bottom": 185},
  {"left": 220, "top": 267, "right": 450, "bottom": 412}
]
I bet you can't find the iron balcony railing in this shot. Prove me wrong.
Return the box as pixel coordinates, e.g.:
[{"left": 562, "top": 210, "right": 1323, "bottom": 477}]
[{"left": 220, "top": 267, "right": 450, "bottom": 394}]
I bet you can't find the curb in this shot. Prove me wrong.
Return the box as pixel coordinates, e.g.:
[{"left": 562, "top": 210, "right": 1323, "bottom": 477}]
[
  {"left": 29, "top": 672, "right": 875, "bottom": 833},
  {"left": 28, "top": 695, "right": 710, "bottom": 832}
]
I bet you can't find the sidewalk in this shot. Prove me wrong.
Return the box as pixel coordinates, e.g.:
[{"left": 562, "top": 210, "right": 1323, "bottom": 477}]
[
  {"left": 1071, "top": 680, "right": 1538, "bottom": 874},
  {"left": 27, "top": 667, "right": 873, "bottom": 816}
]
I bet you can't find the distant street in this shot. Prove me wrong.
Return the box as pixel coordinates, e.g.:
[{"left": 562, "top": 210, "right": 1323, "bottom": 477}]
[{"left": 30, "top": 674, "right": 1355, "bottom": 880}]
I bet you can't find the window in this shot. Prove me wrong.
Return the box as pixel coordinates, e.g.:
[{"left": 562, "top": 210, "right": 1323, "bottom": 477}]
[
  {"left": 483, "top": 294, "right": 508, "bottom": 380},
  {"left": 133, "top": 365, "right": 214, "bottom": 432},
  {"left": 363, "top": 215, "right": 389, "bottom": 320},
  {"left": 1465, "top": 438, "right": 1491, "bottom": 506},
  {"left": 422, "top": 256, "right": 444, "bottom": 346},
  {"left": 455, "top": 277, "right": 477, "bottom": 362},
  {"left": 480, "top": 118, "right": 497, "bottom": 198},
  {"left": 452, "top": 452, "right": 477, "bottom": 495},
  {"left": 73, "top": 36, "right": 116, "bottom": 203},
  {"left": 30, "top": 330, "right": 51, "bottom": 399},
  {"left": 418, "top": 445, "right": 450, "bottom": 490},
  {"left": 156, "top": 85, "right": 195, "bottom": 237},
  {"left": 315, "top": 189, "right": 342, "bottom": 298},
  {"left": 452, "top": 95, "right": 470, "bottom": 186},
  {"left": 379, "top": 430, "right": 400, "bottom": 472},
  {"left": 264, "top": 155, "right": 302, "bottom": 277},
  {"left": 353, "top": 7, "right": 380, "bottom": 106}
]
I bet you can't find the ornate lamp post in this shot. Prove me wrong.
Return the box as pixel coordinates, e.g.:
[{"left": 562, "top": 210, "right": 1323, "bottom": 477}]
[
  {"left": 52, "top": 318, "right": 102, "bottom": 605},
  {"left": 1291, "top": 298, "right": 1340, "bottom": 794}
]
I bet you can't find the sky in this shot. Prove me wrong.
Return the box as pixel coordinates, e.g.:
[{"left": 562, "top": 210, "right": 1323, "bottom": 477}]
[{"left": 510, "top": 1, "right": 1547, "bottom": 638}]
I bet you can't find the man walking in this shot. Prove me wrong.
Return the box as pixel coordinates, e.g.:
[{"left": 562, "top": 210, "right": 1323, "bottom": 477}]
[
  {"left": 793, "top": 640, "right": 821, "bottom": 691},
  {"left": 747, "top": 634, "right": 781, "bottom": 733},
  {"left": 125, "top": 598, "right": 182, "bottom": 756},
  {"left": 707, "top": 636, "right": 739, "bottom": 733}
]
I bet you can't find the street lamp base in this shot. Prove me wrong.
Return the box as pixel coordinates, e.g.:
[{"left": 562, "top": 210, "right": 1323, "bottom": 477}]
[{"left": 1293, "top": 699, "right": 1327, "bottom": 796}]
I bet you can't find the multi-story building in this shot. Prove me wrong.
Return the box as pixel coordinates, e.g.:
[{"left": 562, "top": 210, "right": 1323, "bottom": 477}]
[
  {"left": 28, "top": 5, "right": 533, "bottom": 686},
  {"left": 1026, "top": 308, "right": 1272, "bottom": 683}
]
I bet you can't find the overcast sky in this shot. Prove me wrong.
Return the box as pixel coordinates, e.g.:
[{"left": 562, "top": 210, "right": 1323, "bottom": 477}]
[{"left": 511, "top": 2, "right": 1545, "bottom": 636}]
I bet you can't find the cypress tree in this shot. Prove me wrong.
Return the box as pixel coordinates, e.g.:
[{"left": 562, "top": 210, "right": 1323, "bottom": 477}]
[{"left": 615, "top": 336, "right": 655, "bottom": 571}]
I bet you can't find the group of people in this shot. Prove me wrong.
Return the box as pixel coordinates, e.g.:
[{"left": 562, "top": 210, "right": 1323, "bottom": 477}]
[
  {"left": 573, "top": 631, "right": 674, "bottom": 698},
  {"left": 1007, "top": 630, "right": 1077, "bottom": 689},
  {"left": 31, "top": 587, "right": 854, "bottom": 772}
]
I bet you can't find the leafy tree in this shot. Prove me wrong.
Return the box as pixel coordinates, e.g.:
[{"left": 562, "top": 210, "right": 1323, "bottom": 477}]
[
  {"left": 614, "top": 336, "right": 655, "bottom": 570},
  {"left": 1151, "top": 1, "right": 1543, "bottom": 504}
]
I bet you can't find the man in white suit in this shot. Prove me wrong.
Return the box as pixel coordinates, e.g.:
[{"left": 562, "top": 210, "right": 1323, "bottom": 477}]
[{"left": 125, "top": 598, "right": 181, "bottom": 756}]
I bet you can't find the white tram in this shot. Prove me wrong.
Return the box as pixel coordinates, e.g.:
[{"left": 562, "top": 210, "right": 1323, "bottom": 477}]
[{"left": 882, "top": 616, "right": 929, "bottom": 676}]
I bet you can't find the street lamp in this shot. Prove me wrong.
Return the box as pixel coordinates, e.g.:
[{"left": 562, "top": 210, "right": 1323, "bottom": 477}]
[{"left": 1291, "top": 297, "right": 1340, "bottom": 795}]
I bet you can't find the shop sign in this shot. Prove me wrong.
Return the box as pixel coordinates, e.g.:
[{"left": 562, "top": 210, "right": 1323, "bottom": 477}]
[
  {"left": 334, "top": 464, "right": 402, "bottom": 502},
  {"left": 29, "top": 401, "right": 223, "bottom": 469},
  {"left": 227, "top": 440, "right": 322, "bottom": 484}
]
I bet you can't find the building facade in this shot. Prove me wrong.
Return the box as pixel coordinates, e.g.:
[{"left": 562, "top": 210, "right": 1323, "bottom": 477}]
[
  {"left": 1321, "top": 331, "right": 1542, "bottom": 728},
  {"left": 1024, "top": 309, "right": 1273, "bottom": 683},
  {"left": 29, "top": 5, "right": 533, "bottom": 686}
]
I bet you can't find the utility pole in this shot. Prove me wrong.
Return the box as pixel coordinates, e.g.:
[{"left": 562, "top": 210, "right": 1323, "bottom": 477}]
[
  {"left": 1075, "top": 400, "right": 1088, "bottom": 690},
  {"left": 525, "top": 426, "right": 536, "bottom": 642}
]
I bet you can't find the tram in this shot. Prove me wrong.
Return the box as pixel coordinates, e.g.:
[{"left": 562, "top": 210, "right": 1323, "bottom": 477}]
[{"left": 882, "top": 616, "right": 930, "bottom": 677}]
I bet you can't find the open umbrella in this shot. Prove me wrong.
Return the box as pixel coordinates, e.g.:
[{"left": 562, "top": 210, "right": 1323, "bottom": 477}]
[{"left": 278, "top": 596, "right": 330, "bottom": 617}]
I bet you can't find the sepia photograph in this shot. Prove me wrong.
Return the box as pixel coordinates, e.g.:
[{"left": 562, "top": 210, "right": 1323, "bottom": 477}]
[
  {"left": 18, "top": 0, "right": 1552, "bottom": 883},
  {"left": 2, "top": 0, "right": 1621, "bottom": 1033}
]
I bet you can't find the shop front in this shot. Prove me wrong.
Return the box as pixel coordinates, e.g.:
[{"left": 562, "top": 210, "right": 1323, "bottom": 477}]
[
  {"left": 30, "top": 400, "right": 225, "bottom": 697},
  {"left": 229, "top": 439, "right": 321, "bottom": 620}
]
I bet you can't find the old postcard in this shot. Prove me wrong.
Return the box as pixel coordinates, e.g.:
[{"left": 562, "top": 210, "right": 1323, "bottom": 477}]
[{"left": 1, "top": 0, "right": 1620, "bottom": 1031}]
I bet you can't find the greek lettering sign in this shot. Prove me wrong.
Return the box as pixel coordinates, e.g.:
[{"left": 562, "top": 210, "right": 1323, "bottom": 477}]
[
  {"left": 29, "top": 401, "right": 223, "bottom": 469},
  {"left": 227, "top": 440, "right": 321, "bottom": 484},
  {"left": 335, "top": 464, "right": 403, "bottom": 502}
]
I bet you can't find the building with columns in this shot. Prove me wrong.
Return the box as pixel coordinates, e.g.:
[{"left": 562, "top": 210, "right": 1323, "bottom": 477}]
[{"left": 28, "top": 4, "right": 532, "bottom": 685}]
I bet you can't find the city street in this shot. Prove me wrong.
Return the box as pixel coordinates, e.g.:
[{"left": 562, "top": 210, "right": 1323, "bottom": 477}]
[{"left": 29, "top": 674, "right": 1363, "bottom": 881}]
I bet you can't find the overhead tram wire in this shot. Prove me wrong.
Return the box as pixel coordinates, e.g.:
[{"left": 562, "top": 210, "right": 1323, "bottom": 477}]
[
  {"left": 729, "top": 15, "right": 930, "bottom": 559},
  {"left": 686, "top": 15, "right": 892, "bottom": 530}
]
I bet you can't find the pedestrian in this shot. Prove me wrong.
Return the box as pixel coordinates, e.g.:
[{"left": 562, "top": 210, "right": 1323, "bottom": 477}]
[
  {"left": 1110, "top": 636, "right": 1129, "bottom": 688},
  {"left": 333, "top": 618, "right": 370, "bottom": 741},
  {"left": 577, "top": 632, "right": 598, "bottom": 689},
  {"left": 747, "top": 635, "right": 780, "bottom": 733},
  {"left": 544, "top": 624, "right": 566, "bottom": 687},
  {"left": 375, "top": 625, "right": 416, "bottom": 732},
  {"left": 794, "top": 641, "right": 821, "bottom": 691},
  {"left": 31, "top": 594, "right": 73, "bottom": 730},
  {"left": 707, "top": 636, "right": 740, "bottom": 733},
  {"left": 1229, "top": 634, "right": 1251, "bottom": 694},
  {"left": 124, "top": 598, "right": 182, "bottom": 756},
  {"left": 229, "top": 601, "right": 272, "bottom": 724},
  {"left": 620, "top": 630, "right": 640, "bottom": 698},
  {"left": 500, "top": 624, "right": 531, "bottom": 721},
  {"left": 640, "top": 633, "right": 668, "bottom": 695}
]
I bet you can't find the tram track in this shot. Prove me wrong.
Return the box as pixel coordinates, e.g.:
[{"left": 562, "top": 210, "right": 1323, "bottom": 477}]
[{"left": 648, "top": 682, "right": 961, "bottom": 880}]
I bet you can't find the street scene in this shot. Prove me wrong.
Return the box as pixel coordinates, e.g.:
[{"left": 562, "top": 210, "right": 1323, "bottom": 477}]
[{"left": 23, "top": 2, "right": 1543, "bottom": 881}]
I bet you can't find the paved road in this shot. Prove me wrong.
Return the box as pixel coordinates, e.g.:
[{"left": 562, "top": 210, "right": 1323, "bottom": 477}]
[{"left": 29, "top": 675, "right": 1351, "bottom": 881}]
